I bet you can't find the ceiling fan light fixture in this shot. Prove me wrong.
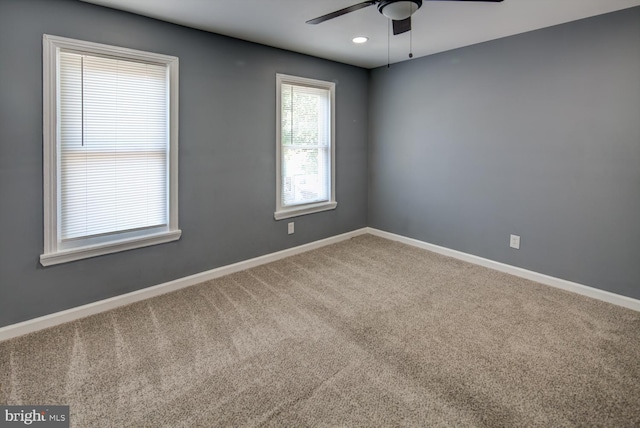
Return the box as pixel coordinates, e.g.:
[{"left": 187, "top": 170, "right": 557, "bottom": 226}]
[{"left": 377, "top": 0, "right": 422, "bottom": 21}]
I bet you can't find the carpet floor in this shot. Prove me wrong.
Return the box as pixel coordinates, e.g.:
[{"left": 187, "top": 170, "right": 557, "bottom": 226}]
[{"left": 1, "top": 234, "right": 639, "bottom": 427}]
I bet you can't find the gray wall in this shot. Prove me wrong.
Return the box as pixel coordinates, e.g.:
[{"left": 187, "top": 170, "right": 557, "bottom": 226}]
[
  {"left": 0, "top": 0, "right": 369, "bottom": 327},
  {"left": 369, "top": 8, "right": 640, "bottom": 299}
]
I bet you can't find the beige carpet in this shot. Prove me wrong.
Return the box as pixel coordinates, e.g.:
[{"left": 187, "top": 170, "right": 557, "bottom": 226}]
[{"left": 1, "top": 234, "right": 639, "bottom": 427}]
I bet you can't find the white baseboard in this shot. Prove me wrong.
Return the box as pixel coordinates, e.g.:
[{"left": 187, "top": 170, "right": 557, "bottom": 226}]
[
  {"left": 2, "top": 226, "right": 637, "bottom": 342},
  {"left": 366, "top": 227, "right": 640, "bottom": 312},
  {"left": 0, "top": 228, "right": 368, "bottom": 342}
]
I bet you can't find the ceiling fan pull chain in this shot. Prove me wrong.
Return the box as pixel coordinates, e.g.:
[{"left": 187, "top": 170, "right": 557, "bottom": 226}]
[
  {"left": 387, "top": 18, "right": 391, "bottom": 68},
  {"left": 408, "top": 1, "right": 413, "bottom": 59},
  {"left": 409, "top": 23, "right": 413, "bottom": 58}
]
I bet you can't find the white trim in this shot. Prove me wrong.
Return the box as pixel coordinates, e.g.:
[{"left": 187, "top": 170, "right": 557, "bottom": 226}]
[
  {"left": 366, "top": 228, "right": 640, "bottom": 312},
  {"left": 39, "top": 230, "right": 182, "bottom": 267},
  {"left": 274, "top": 201, "right": 337, "bottom": 220},
  {"left": 275, "top": 73, "right": 336, "bottom": 220},
  {"left": 168, "top": 56, "right": 180, "bottom": 232},
  {"left": 42, "top": 35, "right": 59, "bottom": 255},
  {"left": 42, "top": 34, "right": 178, "bottom": 65},
  {"left": 0, "top": 228, "right": 368, "bottom": 342},
  {"left": 41, "top": 35, "right": 180, "bottom": 266}
]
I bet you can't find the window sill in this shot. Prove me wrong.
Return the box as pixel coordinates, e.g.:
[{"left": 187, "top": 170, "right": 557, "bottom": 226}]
[
  {"left": 274, "top": 201, "right": 337, "bottom": 220},
  {"left": 40, "top": 229, "right": 182, "bottom": 266}
]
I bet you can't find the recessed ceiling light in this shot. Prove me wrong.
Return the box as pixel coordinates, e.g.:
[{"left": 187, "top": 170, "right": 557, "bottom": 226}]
[{"left": 352, "top": 36, "right": 369, "bottom": 44}]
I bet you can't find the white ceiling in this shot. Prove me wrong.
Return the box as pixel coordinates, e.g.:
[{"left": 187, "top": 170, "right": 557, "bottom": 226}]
[{"left": 81, "top": 0, "right": 640, "bottom": 69}]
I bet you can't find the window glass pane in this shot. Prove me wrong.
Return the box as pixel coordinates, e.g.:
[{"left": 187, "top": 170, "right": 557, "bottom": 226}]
[
  {"left": 282, "top": 146, "right": 329, "bottom": 206},
  {"left": 282, "top": 84, "right": 329, "bottom": 147},
  {"left": 280, "top": 82, "right": 331, "bottom": 207}
]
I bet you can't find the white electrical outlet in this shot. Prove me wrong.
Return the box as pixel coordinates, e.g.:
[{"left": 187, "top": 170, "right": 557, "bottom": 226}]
[
  {"left": 510, "top": 234, "right": 520, "bottom": 249},
  {"left": 288, "top": 222, "right": 294, "bottom": 235}
]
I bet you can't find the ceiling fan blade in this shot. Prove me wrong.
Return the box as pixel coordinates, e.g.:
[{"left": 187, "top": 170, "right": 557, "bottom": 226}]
[
  {"left": 392, "top": 17, "right": 411, "bottom": 35},
  {"left": 306, "top": 1, "right": 377, "bottom": 25}
]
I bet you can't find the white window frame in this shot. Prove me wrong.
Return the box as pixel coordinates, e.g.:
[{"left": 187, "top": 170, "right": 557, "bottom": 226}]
[
  {"left": 40, "top": 35, "right": 181, "bottom": 266},
  {"left": 275, "top": 74, "right": 337, "bottom": 220}
]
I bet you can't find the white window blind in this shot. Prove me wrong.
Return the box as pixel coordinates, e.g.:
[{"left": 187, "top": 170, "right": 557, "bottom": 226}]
[
  {"left": 58, "top": 52, "right": 168, "bottom": 241},
  {"left": 280, "top": 83, "right": 330, "bottom": 207}
]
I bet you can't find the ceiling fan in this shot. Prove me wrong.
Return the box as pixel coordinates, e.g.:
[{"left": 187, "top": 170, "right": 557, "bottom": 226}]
[{"left": 307, "top": 0, "right": 504, "bottom": 36}]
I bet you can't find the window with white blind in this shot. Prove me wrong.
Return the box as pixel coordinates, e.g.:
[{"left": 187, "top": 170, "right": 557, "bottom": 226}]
[
  {"left": 41, "top": 35, "right": 180, "bottom": 266},
  {"left": 275, "top": 74, "right": 336, "bottom": 220}
]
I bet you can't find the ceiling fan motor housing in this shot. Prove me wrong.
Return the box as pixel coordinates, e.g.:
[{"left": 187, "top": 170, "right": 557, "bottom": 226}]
[{"left": 377, "top": 0, "right": 423, "bottom": 21}]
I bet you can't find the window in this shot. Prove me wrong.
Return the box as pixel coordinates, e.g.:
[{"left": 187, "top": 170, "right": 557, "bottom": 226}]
[
  {"left": 41, "top": 35, "right": 180, "bottom": 266},
  {"left": 275, "top": 74, "right": 337, "bottom": 220}
]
